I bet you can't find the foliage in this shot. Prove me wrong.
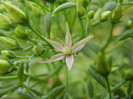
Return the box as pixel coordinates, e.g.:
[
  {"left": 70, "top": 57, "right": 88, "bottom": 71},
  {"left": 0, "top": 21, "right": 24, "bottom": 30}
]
[{"left": 0, "top": 0, "right": 133, "bottom": 99}]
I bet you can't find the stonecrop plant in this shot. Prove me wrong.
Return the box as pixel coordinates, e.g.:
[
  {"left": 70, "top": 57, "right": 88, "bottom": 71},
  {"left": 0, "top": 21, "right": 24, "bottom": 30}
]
[{"left": 0, "top": 0, "right": 133, "bottom": 99}]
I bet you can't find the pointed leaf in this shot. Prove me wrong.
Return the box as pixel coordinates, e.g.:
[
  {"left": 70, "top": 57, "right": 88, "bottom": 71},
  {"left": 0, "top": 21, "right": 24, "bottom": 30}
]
[
  {"left": 40, "top": 53, "right": 65, "bottom": 63},
  {"left": 52, "top": 2, "right": 76, "bottom": 16},
  {"left": 88, "top": 69, "right": 106, "bottom": 89},
  {"left": 65, "top": 23, "right": 72, "bottom": 49},
  {"left": 45, "top": 85, "right": 65, "bottom": 99},
  {"left": 44, "top": 37, "right": 63, "bottom": 51},
  {"left": 66, "top": 55, "right": 74, "bottom": 71},
  {"left": 72, "top": 35, "right": 94, "bottom": 53}
]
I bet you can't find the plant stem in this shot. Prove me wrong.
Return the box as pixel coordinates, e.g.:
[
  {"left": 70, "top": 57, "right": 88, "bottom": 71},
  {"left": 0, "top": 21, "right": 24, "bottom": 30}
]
[
  {"left": 105, "top": 77, "right": 111, "bottom": 99},
  {"left": 28, "top": 24, "right": 45, "bottom": 41},
  {"left": 79, "top": 17, "right": 85, "bottom": 38},
  {"left": 101, "top": 23, "right": 114, "bottom": 52},
  {"left": 66, "top": 66, "right": 68, "bottom": 93},
  {"left": 111, "top": 80, "right": 127, "bottom": 92},
  {"left": 31, "top": 64, "right": 63, "bottom": 88}
]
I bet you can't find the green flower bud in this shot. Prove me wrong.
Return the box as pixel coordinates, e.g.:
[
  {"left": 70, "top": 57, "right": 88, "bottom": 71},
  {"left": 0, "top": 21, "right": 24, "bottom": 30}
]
[
  {"left": 14, "top": 61, "right": 20, "bottom": 67},
  {"left": 93, "top": 8, "right": 102, "bottom": 20},
  {"left": 126, "top": 20, "right": 133, "bottom": 29},
  {"left": 81, "top": 0, "right": 89, "bottom": 8},
  {"left": 124, "top": 69, "right": 133, "bottom": 81},
  {"left": 2, "top": 1, "right": 27, "bottom": 24},
  {"left": 0, "top": 36, "right": 18, "bottom": 48},
  {"left": 33, "top": 45, "right": 42, "bottom": 56},
  {"left": 1, "top": 50, "right": 16, "bottom": 59},
  {"left": 96, "top": 53, "right": 111, "bottom": 77},
  {"left": 0, "top": 5, "right": 5, "bottom": 12},
  {"left": 77, "top": 0, "right": 85, "bottom": 17},
  {"left": 112, "top": 3, "right": 122, "bottom": 23},
  {"left": 0, "top": 14, "right": 12, "bottom": 29},
  {"left": 15, "top": 25, "right": 28, "bottom": 39},
  {"left": 31, "top": 4, "right": 41, "bottom": 16},
  {"left": 100, "top": 11, "right": 111, "bottom": 22},
  {"left": 88, "top": 10, "right": 95, "bottom": 19},
  {"left": 62, "top": 46, "right": 72, "bottom": 56},
  {"left": 0, "top": 59, "right": 12, "bottom": 73}
]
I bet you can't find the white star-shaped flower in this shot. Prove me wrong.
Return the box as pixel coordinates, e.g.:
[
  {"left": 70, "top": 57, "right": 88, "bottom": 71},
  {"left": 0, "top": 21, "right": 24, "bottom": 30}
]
[{"left": 40, "top": 23, "right": 94, "bottom": 71}]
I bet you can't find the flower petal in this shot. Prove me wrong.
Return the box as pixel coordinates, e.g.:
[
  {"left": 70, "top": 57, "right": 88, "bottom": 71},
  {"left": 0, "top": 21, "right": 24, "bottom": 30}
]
[
  {"left": 44, "top": 37, "right": 63, "bottom": 52},
  {"left": 66, "top": 55, "right": 74, "bottom": 71},
  {"left": 65, "top": 22, "right": 72, "bottom": 49},
  {"left": 72, "top": 35, "right": 94, "bottom": 53},
  {"left": 40, "top": 53, "right": 65, "bottom": 63}
]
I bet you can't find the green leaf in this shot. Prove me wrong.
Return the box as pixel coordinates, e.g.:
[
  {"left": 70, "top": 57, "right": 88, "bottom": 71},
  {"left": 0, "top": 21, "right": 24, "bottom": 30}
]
[
  {"left": 0, "top": 76, "right": 17, "bottom": 81},
  {"left": 45, "top": 85, "right": 65, "bottom": 99},
  {"left": 119, "top": 28, "right": 133, "bottom": 40},
  {"left": 45, "top": 12, "right": 52, "bottom": 35},
  {"left": 31, "top": 88, "right": 44, "bottom": 96},
  {"left": 102, "top": 1, "right": 117, "bottom": 12},
  {"left": 88, "top": 81, "right": 94, "bottom": 98},
  {"left": 88, "top": 69, "right": 106, "bottom": 88},
  {"left": 86, "top": 21, "right": 92, "bottom": 34},
  {"left": 0, "top": 84, "right": 20, "bottom": 96},
  {"left": 17, "top": 62, "right": 24, "bottom": 83},
  {"left": 52, "top": 2, "right": 76, "bottom": 16}
]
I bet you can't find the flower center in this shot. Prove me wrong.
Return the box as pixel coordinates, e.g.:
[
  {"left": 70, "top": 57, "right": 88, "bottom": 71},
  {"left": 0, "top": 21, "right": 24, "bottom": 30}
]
[{"left": 62, "top": 46, "right": 72, "bottom": 56}]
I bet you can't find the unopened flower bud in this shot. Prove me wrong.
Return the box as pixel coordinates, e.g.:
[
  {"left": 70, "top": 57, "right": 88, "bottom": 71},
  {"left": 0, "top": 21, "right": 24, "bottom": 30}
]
[
  {"left": 96, "top": 53, "right": 111, "bottom": 77},
  {"left": 0, "top": 59, "right": 12, "bottom": 73},
  {"left": 0, "top": 36, "right": 18, "bottom": 48},
  {"left": 33, "top": 45, "right": 42, "bottom": 56},
  {"left": 124, "top": 69, "right": 133, "bottom": 81},
  {"left": 2, "top": 1, "right": 27, "bottom": 24},
  {"left": 14, "top": 61, "right": 20, "bottom": 67},
  {"left": 31, "top": 4, "right": 41, "bottom": 16},
  {"left": 15, "top": 25, "right": 28, "bottom": 39},
  {"left": 0, "top": 14, "right": 12, "bottom": 29},
  {"left": 93, "top": 8, "right": 102, "bottom": 20},
  {"left": 112, "top": 3, "right": 122, "bottom": 23},
  {"left": 100, "top": 11, "right": 111, "bottom": 22},
  {"left": 77, "top": 0, "right": 85, "bottom": 17},
  {"left": 126, "top": 20, "right": 133, "bottom": 29},
  {"left": 88, "top": 10, "right": 95, "bottom": 19},
  {"left": 1, "top": 50, "right": 16, "bottom": 59},
  {"left": 0, "top": 5, "right": 5, "bottom": 12},
  {"left": 81, "top": 0, "right": 89, "bottom": 8}
]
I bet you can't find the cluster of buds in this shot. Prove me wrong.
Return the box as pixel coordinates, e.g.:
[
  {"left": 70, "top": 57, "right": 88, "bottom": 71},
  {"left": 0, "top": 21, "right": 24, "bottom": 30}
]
[{"left": 2, "top": 1, "right": 28, "bottom": 24}]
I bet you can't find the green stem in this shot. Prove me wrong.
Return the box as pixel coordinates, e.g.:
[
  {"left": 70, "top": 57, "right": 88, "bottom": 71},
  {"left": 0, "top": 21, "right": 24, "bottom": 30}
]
[
  {"left": 28, "top": 24, "right": 45, "bottom": 41},
  {"left": 79, "top": 17, "right": 85, "bottom": 38},
  {"left": 101, "top": 23, "right": 114, "bottom": 52},
  {"left": 105, "top": 77, "right": 111, "bottom": 99},
  {"left": 122, "top": 2, "right": 133, "bottom": 5},
  {"left": 111, "top": 80, "right": 127, "bottom": 91},
  {"left": 31, "top": 64, "right": 63, "bottom": 88},
  {"left": 66, "top": 66, "right": 68, "bottom": 93}
]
